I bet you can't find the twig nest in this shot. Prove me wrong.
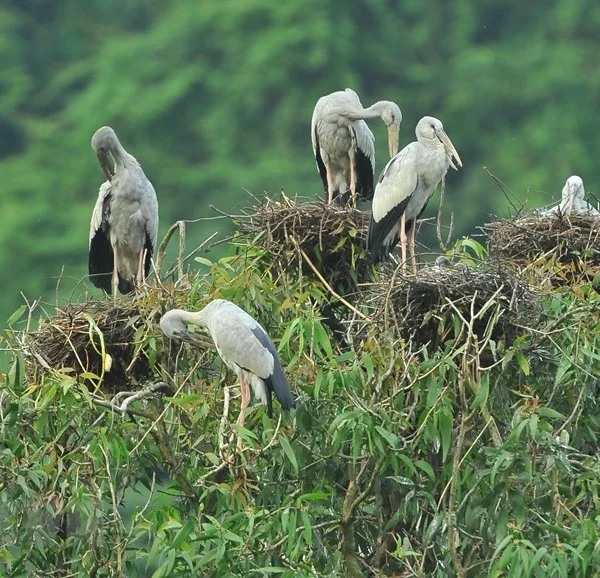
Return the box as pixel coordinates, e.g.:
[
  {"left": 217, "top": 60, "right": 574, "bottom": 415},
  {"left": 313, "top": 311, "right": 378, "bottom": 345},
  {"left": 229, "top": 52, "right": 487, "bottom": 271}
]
[
  {"left": 484, "top": 212, "right": 600, "bottom": 271},
  {"left": 236, "top": 194, "right": 372, "bottom": 299},
  {"left": 369, "top": 260, "right": 540, "bottom": 350},
  {"left": 27, "top": 301, "right": 154, "bottom": 393}
]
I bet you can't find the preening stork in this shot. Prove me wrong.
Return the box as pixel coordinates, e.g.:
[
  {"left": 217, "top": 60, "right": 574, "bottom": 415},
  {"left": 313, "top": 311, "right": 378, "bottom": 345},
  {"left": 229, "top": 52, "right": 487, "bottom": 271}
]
[
  {"left": 88, "top": 126, "right": 159, "bottom": 296},
  {"left": 311, "top": 88, "right": 402, "bottom": 205},
  {"left": 160, "top": 300, "right": 295, "bottom": 430},
  {"left": 368, "top": 116, "right": 462, "bottom": 271},
  {"left": 542, "top": 175, "right": 600, "bottom": 217}
]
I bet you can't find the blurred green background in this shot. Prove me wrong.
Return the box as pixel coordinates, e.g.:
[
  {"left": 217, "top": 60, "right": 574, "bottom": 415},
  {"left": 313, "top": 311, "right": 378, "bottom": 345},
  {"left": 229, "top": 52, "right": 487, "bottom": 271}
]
[{"left": 1, "top": 0, "right": 599, "bottom": 325}]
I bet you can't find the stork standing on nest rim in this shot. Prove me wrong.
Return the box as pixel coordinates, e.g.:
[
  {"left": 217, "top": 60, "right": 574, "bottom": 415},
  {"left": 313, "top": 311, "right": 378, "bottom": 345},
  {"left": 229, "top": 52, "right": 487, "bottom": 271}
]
[
  {"left": 368, "top": 116, "right": 462, "bottom": 272},
  {"left": 311, "top": 88, "right": 401, "bottom": 206},
  {"left": 88, "top": 126, "right": 159, "bottom": 297}
]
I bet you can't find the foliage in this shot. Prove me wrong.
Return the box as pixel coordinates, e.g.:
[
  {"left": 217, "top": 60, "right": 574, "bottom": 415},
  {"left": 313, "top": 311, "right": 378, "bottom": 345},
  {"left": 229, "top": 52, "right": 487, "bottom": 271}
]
[
  {"left": 1, "top": 225, "right": 600, "bottom": 577},
  {"left": 2, "top": 0, "right": 600, "bottom": 324}
]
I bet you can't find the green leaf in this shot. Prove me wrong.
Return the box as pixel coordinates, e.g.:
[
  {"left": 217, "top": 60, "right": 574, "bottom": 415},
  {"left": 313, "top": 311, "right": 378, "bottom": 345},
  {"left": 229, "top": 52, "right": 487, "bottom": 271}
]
[
  {"left": 415, "top": 460, "right": 435, "bottom": 480},
  {"left": 205, "top": 453, "right": 221, "bottom": 466},
  {"left": 313, "top": 320, "right": 333, "bottom": 359},
  {"left": 528, "top": 414, "right": 538, "bottom": 440},
  {"left": 539, "top": 407, "right": 566, "bottom": 420},
  {"left": 6, "top": 305, "right": 26, "bottom": 327},
  {"left": 375, "top": 425, "right": 399, "bottom": 449},
  {"left": 297, "top": 492, "right": 329, "bottom": 503},
  {"left": 279, "top": 435, "right": 298, "bottom": 474},
  {"left": 516, "top": 352, "right": 530, "bottom": 376},
  {"left": 195, "top": 256, "right": 213, "bottom": 266},
  {"left": 172, "top": 519, "right": 195, "bottom": 549},
  {"left": 470, "top": 373, "right": 489, "bottom": 410},
  {"left": 438, "top": 410, "right": 453, "bottom": 461},
  {"left": 301, "top": 509, "right": 312, "bottom": 544},
  {"left": 538, "top": 523, "right": 572, "bottom": 540}
]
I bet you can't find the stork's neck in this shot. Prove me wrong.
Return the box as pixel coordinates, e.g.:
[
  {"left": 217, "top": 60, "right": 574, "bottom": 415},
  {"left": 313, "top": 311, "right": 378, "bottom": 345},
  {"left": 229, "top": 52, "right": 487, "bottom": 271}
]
[
  {"left": 344, "top": 102, "right": 385, "bottom": 122},
  {"left": 111, "top": 141, "right": 136, "bottom": 169},
  {"left": 179, "top": 309, "right": 208, "bottom": 329},
  {"left": 419, "top": 135, "right": 444, "bottom": 152}
]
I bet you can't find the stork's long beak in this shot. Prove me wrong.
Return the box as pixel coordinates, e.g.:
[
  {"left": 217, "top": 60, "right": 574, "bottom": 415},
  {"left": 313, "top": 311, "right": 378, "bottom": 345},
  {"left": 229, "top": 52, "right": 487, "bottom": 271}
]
[
  {"left": 388, "top": 124, "right": 399, "bottom": 158},
  {"left": 181, "top": 331, "right": 212, "bottom": 348},
  {"left": 97, "top": 150, "right": 114, "bottom": 182},
  {"left": 437, "top": 130, "right": 462, "bottom": 170}
]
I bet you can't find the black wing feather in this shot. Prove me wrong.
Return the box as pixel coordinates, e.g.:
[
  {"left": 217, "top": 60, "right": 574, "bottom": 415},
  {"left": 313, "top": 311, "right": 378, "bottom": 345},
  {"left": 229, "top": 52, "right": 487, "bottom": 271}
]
[
  {"left": 367, "top": 197, "right": 412, "bottom": 263},
  {"left": 355, "top": 147, "right": 374, "bottom": 201},
  {"left": 144, "top": 232, "right": 154, "bottom": 279},
  {"left": 250, "top": 326, "right": 295, "bottom": 416},
  {"left": 88, "top": 193, "right": 113, "bottom": 293},
  {"left": 314, "top": 130, "right": 329, "bottom": 195}
]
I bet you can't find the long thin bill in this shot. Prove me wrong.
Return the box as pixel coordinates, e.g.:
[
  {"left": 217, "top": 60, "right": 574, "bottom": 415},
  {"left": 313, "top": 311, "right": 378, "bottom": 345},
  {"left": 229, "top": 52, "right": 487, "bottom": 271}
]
[
  {"left": 388, "top": 125, "right": 399, "bottom": 158},
  {"left": 438, "top": 130, "right": 462, "bottom": 168}
]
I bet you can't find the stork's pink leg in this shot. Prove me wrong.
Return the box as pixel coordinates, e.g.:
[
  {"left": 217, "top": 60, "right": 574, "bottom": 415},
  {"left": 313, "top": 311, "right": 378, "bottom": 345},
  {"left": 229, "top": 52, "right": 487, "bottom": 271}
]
[
  {"left": 399, "top": 213, "right": 408, "bottom": 273},
  {"left": 136, "top": 248, "right": 146, "bottom": 288},
  {"left": 236, "top": 372, "right": 251, "bottom": 449},
  {"left": 409, "top": 224, "right": 418, "bottom": 274},
  {"left": 112, "top": 246, "right": 119, "bottom": 301},
  {"left": 349, "top": 148, "right": 357, "bottom": 208},
  {"left": 326, "top": 164, "right": 335, "bottom": 204}
]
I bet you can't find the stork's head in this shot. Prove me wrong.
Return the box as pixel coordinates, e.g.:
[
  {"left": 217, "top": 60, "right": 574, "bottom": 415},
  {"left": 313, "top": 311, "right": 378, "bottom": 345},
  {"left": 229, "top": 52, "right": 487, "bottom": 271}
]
[
  {"left": 373, "top": 101, "right": 402, "bottom": 157},
  {"left": 160, "top": 309, "right": 205, "bottom": 345},
  {"left": 563, "top": 175, "right": 584, "bottom": 201},
  {"left": 91, "top": 126, "right": 119, "bottom": 182},
  {"left": 417, "top": 116, "right": 463, "bottom": 170}
]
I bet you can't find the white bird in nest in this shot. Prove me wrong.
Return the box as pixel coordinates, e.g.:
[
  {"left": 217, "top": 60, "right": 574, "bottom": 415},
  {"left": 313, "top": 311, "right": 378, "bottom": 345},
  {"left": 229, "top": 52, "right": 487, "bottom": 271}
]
[{"left": 541, "top": 176, "right": 600, "bottom": 217}]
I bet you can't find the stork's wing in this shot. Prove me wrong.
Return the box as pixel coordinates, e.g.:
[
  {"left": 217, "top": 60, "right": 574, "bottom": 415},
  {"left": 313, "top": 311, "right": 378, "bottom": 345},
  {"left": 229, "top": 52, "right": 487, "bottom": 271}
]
[
  {"left": 351, "top": 121, "right": 375, "bottom": 200},
  {"left": 343, "top": 87, "right": 364, "bottom": 108},
  {"left": 311, "top": 97, "right": 330, "bottom": 191},
  {"left": 139, "top": 179, "right": 159, "bottom": 278},
  {"left": 88, "top": 182, "right": 113, "bottom": 293},
  {"left": 367, "top": 145, "right": 418, "bottom": 262},
  {"left": 210, "top": 306, "right": 294, "bottom": 410},
  {"left": 89, "top": 181, "right": 112, "bottom": 248}
]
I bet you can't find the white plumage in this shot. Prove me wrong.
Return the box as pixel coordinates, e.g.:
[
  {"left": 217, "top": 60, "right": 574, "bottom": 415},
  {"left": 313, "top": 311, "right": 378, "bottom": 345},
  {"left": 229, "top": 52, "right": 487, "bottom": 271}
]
[
  {"left": 311, "top": 88, "right": 401, "bottom": 205},
  {"left": 88, "top": 126, "right": 158, "bottom": 296},
  {"left": 160, "top": 300, "right": 295, "bottom": 430},
  {"left": 368, "top": 116, "right": 462, "bottom": 272},
  {"left": 541, "top": 176, "right": 599, "bottom": 217}
]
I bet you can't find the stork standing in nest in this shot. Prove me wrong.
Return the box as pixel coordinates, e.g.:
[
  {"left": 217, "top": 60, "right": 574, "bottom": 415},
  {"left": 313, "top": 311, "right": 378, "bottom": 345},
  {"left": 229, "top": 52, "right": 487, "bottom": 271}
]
[
  {"left": 311, "top": 88, "right": 402, "bottom": 205},
  {"left": 368, "top": 116, "right": 462, "bottom": 272},
  {"left": 88, "top": 126, "right": 159, "bottom": 297}
]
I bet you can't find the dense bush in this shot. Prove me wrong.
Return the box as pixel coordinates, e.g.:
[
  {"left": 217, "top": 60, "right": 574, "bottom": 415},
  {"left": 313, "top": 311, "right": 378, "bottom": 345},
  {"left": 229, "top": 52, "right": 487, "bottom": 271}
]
[{"left": 1, "top": 225, "right": 599, "bottom": 577}]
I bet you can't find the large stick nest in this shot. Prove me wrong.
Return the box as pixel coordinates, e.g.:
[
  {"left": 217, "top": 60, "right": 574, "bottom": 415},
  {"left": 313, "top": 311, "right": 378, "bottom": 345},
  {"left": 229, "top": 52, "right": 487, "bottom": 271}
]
[
  {"left": 483, "top": 212, "right": 600, "bottom": 279},
  {"left": 27, "top": 300, "right": 155, "bottom": 393},
  {"left": 368, "top": 261, "right": 540, "bottom": 351},
  {"left": 236, "top": 195, "right": 372, "bottom": 298}
]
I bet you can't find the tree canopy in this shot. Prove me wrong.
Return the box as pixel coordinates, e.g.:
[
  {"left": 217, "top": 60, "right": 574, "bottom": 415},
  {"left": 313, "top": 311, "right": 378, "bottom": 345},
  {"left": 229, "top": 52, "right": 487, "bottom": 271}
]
[{"left": 1, "top": 209, "right": 600, "bottom": 576}]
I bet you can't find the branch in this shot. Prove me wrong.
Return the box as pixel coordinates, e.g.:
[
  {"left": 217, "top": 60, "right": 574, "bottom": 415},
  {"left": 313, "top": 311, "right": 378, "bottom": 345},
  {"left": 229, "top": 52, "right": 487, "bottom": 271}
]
[
  {"left": 293, "top": 239, "right": 370, "bottom": 321},
  {"left": 150, "top": 420, "right": 198, "bottom": 508}
]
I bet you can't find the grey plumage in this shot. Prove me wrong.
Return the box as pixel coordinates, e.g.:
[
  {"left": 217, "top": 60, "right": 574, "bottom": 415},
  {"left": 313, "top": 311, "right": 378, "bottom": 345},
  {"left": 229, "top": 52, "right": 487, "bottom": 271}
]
[
  {"left": 160, "top": 300, "right": 294, "bottom": 424},
  {"left": 368, "top": 116, "right": 462, "bottom": 271},
  {"left": 88, "top": 126, "right": 159, "bottom": 295},
  {"left": 311, "top": 88, "right": 402, "bottom": 205}
]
